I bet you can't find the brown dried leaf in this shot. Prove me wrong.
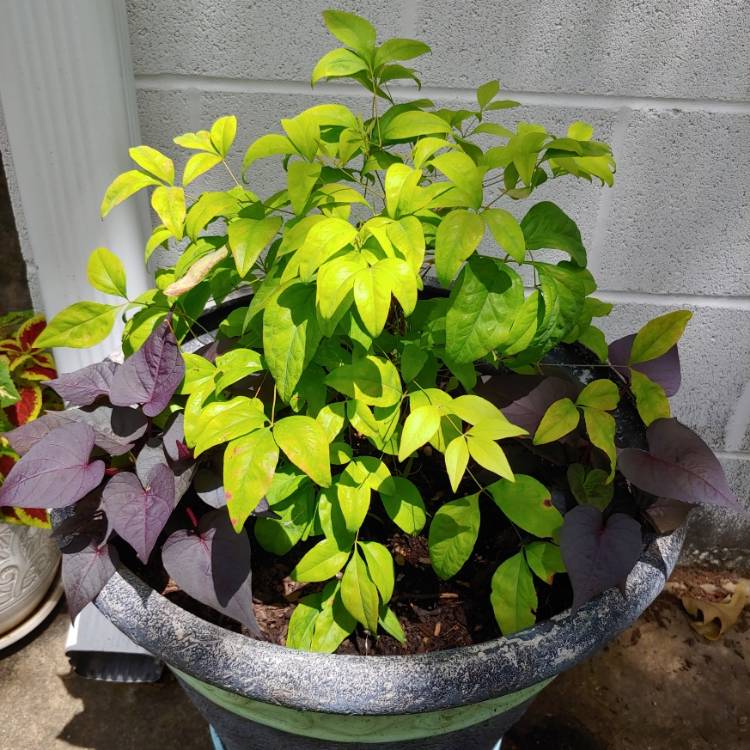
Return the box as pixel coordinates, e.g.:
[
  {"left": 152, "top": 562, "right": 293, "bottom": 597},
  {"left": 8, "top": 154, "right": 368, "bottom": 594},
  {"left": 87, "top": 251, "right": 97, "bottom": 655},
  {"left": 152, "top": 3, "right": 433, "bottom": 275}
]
[{"left": 681, "top": 579, "right": 750, "bottom": 640}]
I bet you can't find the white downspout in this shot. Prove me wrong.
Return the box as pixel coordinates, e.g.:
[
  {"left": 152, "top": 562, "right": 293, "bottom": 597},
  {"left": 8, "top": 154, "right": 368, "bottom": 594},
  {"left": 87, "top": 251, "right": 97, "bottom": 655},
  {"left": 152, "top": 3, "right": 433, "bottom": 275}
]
[{"left": 0, "top": 0, "right": 150, "bottom": 373}]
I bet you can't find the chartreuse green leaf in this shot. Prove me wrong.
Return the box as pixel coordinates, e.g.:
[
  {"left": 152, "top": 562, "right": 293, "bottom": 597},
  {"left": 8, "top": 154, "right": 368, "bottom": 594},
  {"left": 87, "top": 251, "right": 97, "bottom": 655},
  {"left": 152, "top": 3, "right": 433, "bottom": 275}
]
[
  {"left": 286, "top": 591, "right": 323, "bottom": 650},
  {"left": 322, "top": 9, "right": 376, "bottom": 57},
  {"left": 630, "top": 369, "right": 671, "bottom": 426},
  {"left": 445, "top": 255, "right": 523, "bottom": 363},
  {"left": 359, "top": 541, "right": 395, "bottom": 602},
  {"left": 224, "top": 428, "right": 279, "bottom": 531},
  {"left": 379, "top": 605, "right": 406, "bottom": 643},
  {"left": 311, "top": 585, "right": 356, "bottom": 653},
  {"left": 316, "top": 402, "right": 347, "bottom": 443},
  {"left": 577, "top": 324, "right": 608, "bottom": 362},
  {"left": 288, "top": 161, "right": 322, "bottom": 214},
  {"left": 567, "top": 464, "right": 613, "bottom": 511},
  {"left": 503, "top": 291, "right": 540, "bottom": 356},
  {"left": 381, "top": 111, "right": 451, "bottom": 141},
  {"left": 173, "top": 129, "right": 214, "bottom": 152},
  {"left": 533, "top": 398, "right": 580, "bottom": 445},
  {"left": 581, "top": 407, "right": 617, "bottom": 481},
  {"left": 180, "top": 352, "right": 215, "bottom": 395},
  {"left": 378, "top": 476, "right": 426, "bottom": 535},
  {"left": 445, "top": 436, "right": 470, "bottom": 492},
  {"left": 491, "top": 552, "right": 537, "bottom": 635},
  {"left": 183, "top": 152, "right": 223, "bottom": 185},
  {"left": 312, "top": 48, "right": 368, "bottom": 85},
  {"left": 353, "top": 258, "right": 417, "bottom": 337},
  {"left": 482, "top": 208, "right": 526, "bottom": 263},
  {"left": 576, "top": 379, "right": 620, "bottom": 411},
  {"left": 263, "top": 282, "right": 321, "bottom": 402},
  {"left": 228, "top": 216, "right": 282, "bottom": 277},
  {"left": 144, "top": 225, "right": 172, "bottom": 262},
  {"left": 325, "top": 355, "right": 401, "bottom": 408},
  {"left": 243, "top": 134, "right": 296, "bottom": 173},
  {"left": 435, "top": 209, "right": 484, "bottom": 286},
  {"left": 214, "top": 348, "right": 263, "bottom": 392},
  {"left": 316, "top": 253, "right": 365, "bottom": 328},
  {"left": 101, "top": 170, "right": 160, "bottom": 217},
  {"left": 293, "top": 217, "right": 357, "bottom": 281},
  {"left": 430, "top": 151, "right": 484, "bottom": 209},
  {"left": 185, "top": 191, "right": 240, "bottom": 239},
  {"left": 466, "top": 436, "right": 514, "bottom": 481},
  {"left": 341, "top": 550, "right": 379, "bottom": 632},
  {"left": 488, "top": 475, "right": 563, "bottom": 538},
  {"left": 87, "top": 247, "right": 127, "bottom": 298},
  {"left": 629, "top": 310, "right": 692, "bottom": 365},
  {"left": 35, "top": 301, "right": 121, "bottom": 349},
  {"left": 273, "top": 415, "right": 331, "bottom": 487},
  {"left": 428, "top": 494, "right": 480, "bottom": 579},
  {"left": 292, "top": 538, "right": 350, "bottom": 582},
  {"left": 151, "top": 186, "right": 186, "bottom": 239},
  {"left": 398, "top": 405, "right": 441, "bottom": 460},
  {"left": 375, "top": 38, "right": 430, "bottom": 66},
  {"left": 210, "top": 115, "right": 237, "bottom": 157},
  {"left": 524, "top": 541, "right": 565, "bottom": 585},
  {"left": 193, "top": 397, "right": 267, "bottom": 456},
  {"left": 521, "top": 202, "right": 586, "bottom": 267},
  {"left": 477, "top": 79, "right": 500, "bottom": 108},
  {"left": 335, "top": 458, "right": 388, "bottom": 534},
  {"left": 129, "top": 145, "right": 174, "bottom": 184}
]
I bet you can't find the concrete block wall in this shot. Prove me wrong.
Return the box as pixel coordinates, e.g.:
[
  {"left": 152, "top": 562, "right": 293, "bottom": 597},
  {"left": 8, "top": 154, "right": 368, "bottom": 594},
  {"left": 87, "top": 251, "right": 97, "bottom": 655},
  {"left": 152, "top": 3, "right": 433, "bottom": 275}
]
[{"left": 125, "top": 1, "right": 750, "bottom": 516}]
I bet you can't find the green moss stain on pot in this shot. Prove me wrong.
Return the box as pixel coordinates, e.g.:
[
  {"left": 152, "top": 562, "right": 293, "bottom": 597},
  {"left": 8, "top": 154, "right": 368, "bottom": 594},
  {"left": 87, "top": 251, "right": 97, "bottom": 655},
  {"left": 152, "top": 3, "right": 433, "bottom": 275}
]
[{"left": 171, "top": 667, "right": 553, "bottom": 743}]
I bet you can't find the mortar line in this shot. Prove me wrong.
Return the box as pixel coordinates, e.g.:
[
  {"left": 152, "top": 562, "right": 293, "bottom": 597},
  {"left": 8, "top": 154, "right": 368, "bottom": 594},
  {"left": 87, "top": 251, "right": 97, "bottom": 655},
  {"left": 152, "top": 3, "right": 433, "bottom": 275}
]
[
  {"left": 134, "top": 74, "right": 750, "bottom": 114},
  {"left": 589, "top": 106, "right": 631, "bottom": 279},
  {"left": 724, "top": 382, "right": 750, "bottom": 454},
  {"left": 714, "top": 450, "right": 750, "bottom": 462}
]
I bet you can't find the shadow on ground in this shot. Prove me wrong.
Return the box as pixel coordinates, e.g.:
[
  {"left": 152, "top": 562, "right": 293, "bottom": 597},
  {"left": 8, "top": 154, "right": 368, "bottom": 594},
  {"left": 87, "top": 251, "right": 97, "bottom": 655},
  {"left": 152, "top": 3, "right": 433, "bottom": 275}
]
[{"left": 1, "top": 569, "right": 749, "bottom": 749}]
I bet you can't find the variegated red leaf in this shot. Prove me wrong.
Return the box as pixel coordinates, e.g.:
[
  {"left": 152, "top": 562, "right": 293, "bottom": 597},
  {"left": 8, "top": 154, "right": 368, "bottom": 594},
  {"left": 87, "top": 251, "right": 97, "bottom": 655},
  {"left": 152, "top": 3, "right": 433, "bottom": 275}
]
[
  {"left": 4, "top": 385, "right": 42, "bottom": 426},
  {"left": 16, "top": 315, "right": 46, "bottom": 351}
]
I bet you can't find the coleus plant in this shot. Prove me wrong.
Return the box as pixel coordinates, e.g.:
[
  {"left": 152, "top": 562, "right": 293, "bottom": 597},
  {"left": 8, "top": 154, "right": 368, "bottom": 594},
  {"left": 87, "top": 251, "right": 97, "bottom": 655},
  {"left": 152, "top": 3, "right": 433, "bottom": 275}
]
[
  {"left": 0, "top": 312, "right": 59, "bottom": 529},
  {"left": 0, "top": 10, "right": 740, "bottom": 650}
]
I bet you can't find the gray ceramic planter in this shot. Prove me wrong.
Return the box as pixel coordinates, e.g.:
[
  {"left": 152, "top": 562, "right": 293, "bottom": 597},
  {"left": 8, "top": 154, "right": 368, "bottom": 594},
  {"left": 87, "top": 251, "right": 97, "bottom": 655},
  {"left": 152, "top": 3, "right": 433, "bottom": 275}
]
[{"left": 83, "top": 526, "right": 684, "bottom": 749}]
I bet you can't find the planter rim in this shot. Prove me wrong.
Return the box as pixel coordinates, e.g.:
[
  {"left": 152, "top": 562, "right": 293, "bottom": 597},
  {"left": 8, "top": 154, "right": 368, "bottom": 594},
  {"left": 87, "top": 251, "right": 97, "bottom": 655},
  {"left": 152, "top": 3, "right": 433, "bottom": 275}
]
[{"left": 92, "top": 526, "right": 684, "bottom": 716}]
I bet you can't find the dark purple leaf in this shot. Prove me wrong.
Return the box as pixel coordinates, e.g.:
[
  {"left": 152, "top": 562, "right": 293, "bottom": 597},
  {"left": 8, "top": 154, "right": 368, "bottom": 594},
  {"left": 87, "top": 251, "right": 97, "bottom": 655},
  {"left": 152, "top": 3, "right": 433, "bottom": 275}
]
[
  {"left": 135, "top": 439, "right": 168, "bottom": 485},
  {"left": 5, "top": 412, "right": 72, "bottom": 455},
  {"left": 560, "top": 505, "right": 642, "bottom": 610},
  {"left": 501, "top": 376, "right": 581, "bottom": 435},
  {"left": 71, "top": 405, "right": 149, "bottom": 456},
  {"left": 45, "top": 360, "right": 118, "bottom": 405},
  {"left": 103, "top": 465, "right": 175, "bottom": 564},
  {"left": 109, "top": 319, "right": 184, "bottom": 417},
  {"left": 161, "top": 509, "right": 260, "bottom": 635},
  {"left": 644, "top": 497, "right": 696, "bottom": 534},
  {"left": 194, "top": 469, "right": 226, "bottom": 508},
  {"left": 61, "top": 541, "right": 117, "bottom": 621},
  {"left": 0, "top": 423, "right": 105, "bottom": 509},
  {"left": 475, "top": 373, "right": 546, "bottom": 408},
  {"left": 619, "top": 418, "right": 739, "bottom": 508},
  {"left": 162, "top": 413, "right": 185, "bottom": 462},
  {"left": 608, "top": 334, "right": 681, "bottom": 396},
  {"left": 50, "top": 491, "right": 107, "bottom": 547}
]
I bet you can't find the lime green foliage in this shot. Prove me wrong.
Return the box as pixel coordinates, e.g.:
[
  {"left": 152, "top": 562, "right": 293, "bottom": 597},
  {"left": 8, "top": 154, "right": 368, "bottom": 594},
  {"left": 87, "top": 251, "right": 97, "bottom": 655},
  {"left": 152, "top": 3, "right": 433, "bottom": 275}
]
[{"left": 41, "top": 10, "right": 694, "bottom": 646}]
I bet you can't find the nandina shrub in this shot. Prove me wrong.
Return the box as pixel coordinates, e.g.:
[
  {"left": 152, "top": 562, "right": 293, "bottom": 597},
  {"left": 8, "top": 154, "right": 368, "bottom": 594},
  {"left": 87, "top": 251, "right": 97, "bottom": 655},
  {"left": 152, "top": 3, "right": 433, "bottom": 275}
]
[{"left": 0, "top": 10, "right": 740, "bottom": 652}]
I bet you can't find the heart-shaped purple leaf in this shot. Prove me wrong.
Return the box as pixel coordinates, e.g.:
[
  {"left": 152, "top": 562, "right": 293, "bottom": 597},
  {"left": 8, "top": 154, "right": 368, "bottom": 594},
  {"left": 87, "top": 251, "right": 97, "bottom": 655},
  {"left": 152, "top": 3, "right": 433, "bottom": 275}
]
[
  {"left": 5, "top": 412, "right": 72, "bottom": 455},
  {"left": 162, "top": 412, "right": 186, "bottom": 463},
  {"left": 608, "top": 334, "right": 681, "bottom": 396},
  {"left": 161, "top": 509, "right": 259, "bottom": 635},
  {"left": 0, "top": 423, "right": 105, "bottom": 509},
  {"left": 69, "top": 405, "right": 149, "bottom": 456},
  {"left": 110, "top": 319, "right": 184, "bottom": 417},
  {"left": 61, "top": 541, "right": 117, "bottom": 621},
  {"left": 103, "top": 466, "right": 175, "bottom": 564},
  {"left": 560, "top": 505, "right": 642, "bottom": 610},
  {"left": 619, "top": 418, "right": 739, "bottom": 508},
  {"left": 45, "top": 360, "right": 119, "bottom": 406}
]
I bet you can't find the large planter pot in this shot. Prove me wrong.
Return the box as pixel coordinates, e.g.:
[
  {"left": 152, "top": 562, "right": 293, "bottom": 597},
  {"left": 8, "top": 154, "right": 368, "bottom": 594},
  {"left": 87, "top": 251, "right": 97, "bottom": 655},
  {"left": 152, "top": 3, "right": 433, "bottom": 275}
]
[
  {"left": 0, "top": 523, "right": 60, "bottom": 644},
  {"left": 84, "top": 527, "right": 683, "bottom": 749}
]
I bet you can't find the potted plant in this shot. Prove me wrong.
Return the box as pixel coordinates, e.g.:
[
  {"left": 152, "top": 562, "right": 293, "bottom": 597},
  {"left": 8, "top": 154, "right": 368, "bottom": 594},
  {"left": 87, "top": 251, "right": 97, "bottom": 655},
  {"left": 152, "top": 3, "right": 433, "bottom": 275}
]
[
  {"left": 0, "top": 312, "right": 62, "bottom": 645},
  {"left": 0, "top": 9, "right": 739, "bottom": 748}
]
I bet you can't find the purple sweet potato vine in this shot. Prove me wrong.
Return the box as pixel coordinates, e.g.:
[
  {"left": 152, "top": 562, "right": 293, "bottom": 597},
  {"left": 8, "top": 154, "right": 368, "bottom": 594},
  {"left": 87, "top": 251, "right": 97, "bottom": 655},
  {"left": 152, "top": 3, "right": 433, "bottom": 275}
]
[{"left": 0, "top": 10, "right": 740, "bottom": 652}]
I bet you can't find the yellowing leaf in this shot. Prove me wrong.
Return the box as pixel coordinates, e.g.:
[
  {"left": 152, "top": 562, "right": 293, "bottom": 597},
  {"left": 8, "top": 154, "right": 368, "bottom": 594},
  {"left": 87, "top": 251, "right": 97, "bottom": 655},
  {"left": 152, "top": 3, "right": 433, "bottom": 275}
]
[
  {"left": 428, "top": 494, "right": 480, "bottom": 579},
  {"left": 445, "top": 435, "right": 470, "bottom": 492},
  {"left": 491, "top": 552, "right": 537, "bottom": 635},
  {"left": 533, "top": 398, "right": 580, "bottom": 445},
  {"left": 341, "top": 551, "right": 379, "bottom": 632},
  {"left": 398, "top": 405, "right": 441, "bottom": 461},
  {"left": 129, "top": 145, "right": 174, "bottom": 184},
  {"left": 224, "top": 428, "right": 279, "bottom": 531},
  {"left": 582, "top": 406, "right": 617, "bottom": 481},
  {"left": 151, "top": 186, "right": 186, "bottom": 239},
  {"left": 35, "top": 302, "right": 120, "bottom": 349},
  {"left": 228, "top": 216, "right": 282, "bottom": 276},
  {"left": 210, "top": 115, "right": 237, "bottom": 157},
  {"left": 273, "top": 415, "right": 331, "bottom": 488},
  {"left": 466, "top": 435, "right": 514, "bottom": 481},
  {"left": 629, "top": 310, "right": 692, "bottom": 365},
  {"left": 100, "top": 170, "right": 160, "bottom": 218},
  {"left": 489, "top": 475, "right": 563, "bottom": 538},
  {"left": 630, "top": 370, "right": 671, "bottom": 426},
  {"left": 292, "top": 538, "right": 350, "bottom": 582},
  {"left": 183, "top": 152, "right": 223, "bottom": 185},
  {"left": 87, "top": 247, "right": 127, "bottom": 298},
  {"left": 576, "top": 379, "right": 620, "bottom": 411},
  {"left": 435, "top": 209, "right": 484, "bottom": 286}
]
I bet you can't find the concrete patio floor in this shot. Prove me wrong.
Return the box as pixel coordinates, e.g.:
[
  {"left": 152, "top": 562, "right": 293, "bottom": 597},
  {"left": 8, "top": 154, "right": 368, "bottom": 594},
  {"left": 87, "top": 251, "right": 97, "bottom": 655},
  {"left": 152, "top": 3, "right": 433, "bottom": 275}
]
[{"left": 0, "top": 567, "right": 748, "bottom": 750}]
